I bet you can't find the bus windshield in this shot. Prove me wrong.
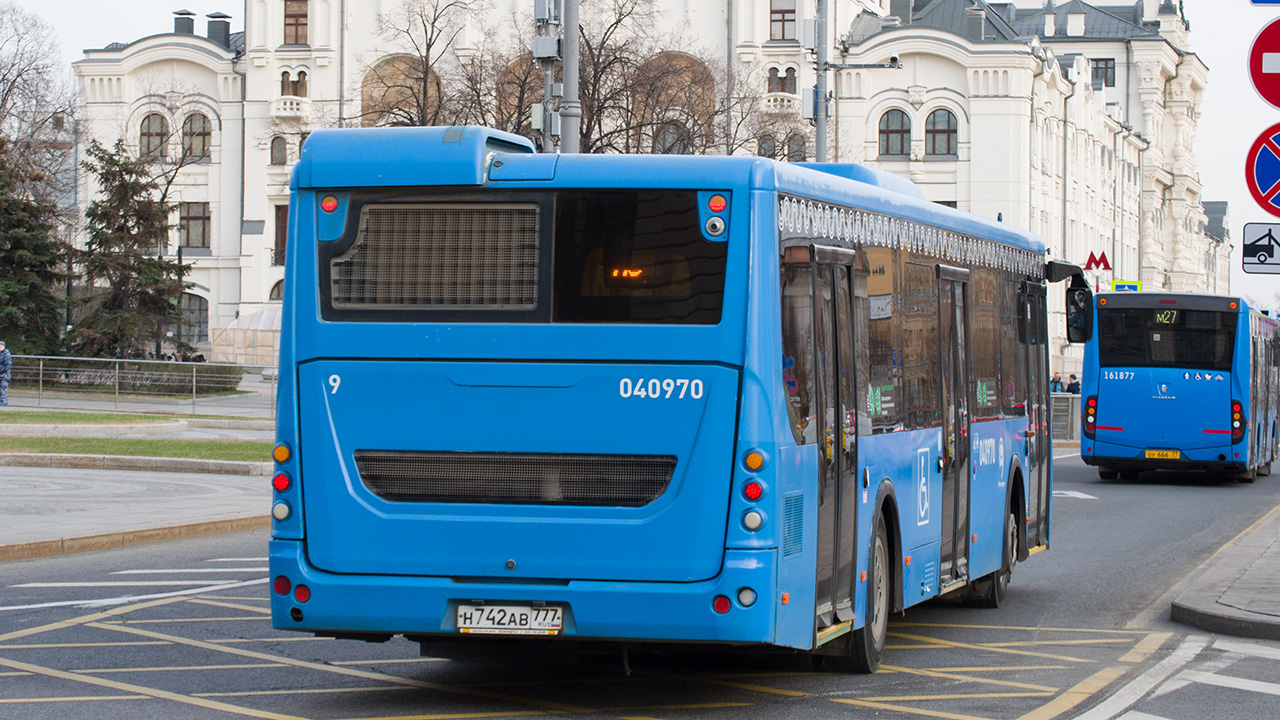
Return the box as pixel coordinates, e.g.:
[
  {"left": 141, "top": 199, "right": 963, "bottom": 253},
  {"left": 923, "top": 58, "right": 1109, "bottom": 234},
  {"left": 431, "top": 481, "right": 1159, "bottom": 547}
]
[{"left": 1097, "top": 307, "right": 1235, "bottom": 370}]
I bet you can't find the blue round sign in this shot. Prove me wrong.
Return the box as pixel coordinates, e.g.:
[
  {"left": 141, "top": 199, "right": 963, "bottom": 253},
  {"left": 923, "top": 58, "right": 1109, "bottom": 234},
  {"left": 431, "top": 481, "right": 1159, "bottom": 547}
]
[{"left": 1247, "top": 122, "right": 1280, "bottom": 218}]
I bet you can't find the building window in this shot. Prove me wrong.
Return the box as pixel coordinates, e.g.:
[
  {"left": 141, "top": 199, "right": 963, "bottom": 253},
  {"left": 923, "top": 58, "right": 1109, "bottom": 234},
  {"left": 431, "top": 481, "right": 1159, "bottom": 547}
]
[
  {"left": 758, "top": 133, "right": 777, "bottom": 158},
  {"left": 1091, "top": 58, "right": 1116, "bottom": 88},
  {"left": 179, "top": 202, "right": 211, "bottom": 248},
  {"left": 878, "top": 109, "right": 910, "bottom": 156},
  {"left": 284, "top": 0, "right": 308, "bottom": 45},
  {"left": 179, "top": 293, "right": 209, "bottom": 344},
  {"left": 925, "top": 109, "right": 957, "bottom": 156},
  {"left": 281, "top": 70, "right": 308, "bottom": 97},
  {"left": 653, "top": 121, "right": 692, "bottom": 155},
  {"left": 270, "top": 136, "right": 288, "bottom": 165},
  {"left": 140, "top": 113, "right": 168, "bottom": 159},
  {"left": 270, "top": 280, "right": 284, "bottom": 301},
  {"left": 274, "top": 204, "right": 289, "bottom": 265},
  {"left": 770, "top": 0, "right": 796, "bottom": 41},
  {"left": 181, "top": 113, "right": 211, "bottom": 159},
  {"left": 767, "top": 67, "right": 797, "bottom": 94},
  {"left": 786, "top": 132, "right": 806, "bottom": 162}
]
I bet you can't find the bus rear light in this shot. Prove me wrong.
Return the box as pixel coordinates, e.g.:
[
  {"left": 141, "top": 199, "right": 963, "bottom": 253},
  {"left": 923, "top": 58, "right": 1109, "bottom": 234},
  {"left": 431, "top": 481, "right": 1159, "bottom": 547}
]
[
  {"left": 1083, "top": 396, "right": 1099, "bottom": 440},
  {"left": 272, "top": 473, "right": 292, "bottom": 492},
  {"left": 744, "top": 451, "right": 766, "bottom": 471},
  {"left": 1232, "top": 399, "right": 1247, "bottom": 444},
  {"left": 712, "top": 595, "right": 732, "bottom": 614},
  {"left": 320, "top": 195, "right": 339, "bottom": 213},
  {"left": 737, "top": 588, "right": 757, "bottom": 607},
  {"left": 272, "top": 502, "right": 292, "bottom": 521},
  {"left": 294, "top": 585, "right": 311, "bottom": 603},
  {"left": 708, "top": 194, "right": 728, "bottom": 213},
  {"left": 272, "top": 443, "right": 291, "bottom": 463},
  {"left": 273, "top": 576, "right": 292, "bottom": 595},
  {"left": 744, "top": 481, "right": 764, "bottom": 501},
  {"left": 743, "top": 510, "right": 764, "bottom": 531}
]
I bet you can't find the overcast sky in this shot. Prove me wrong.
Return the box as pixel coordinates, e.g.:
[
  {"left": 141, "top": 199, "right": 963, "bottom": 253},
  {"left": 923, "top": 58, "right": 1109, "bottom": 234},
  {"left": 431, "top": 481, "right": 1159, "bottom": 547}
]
[{"left": 13, "top": 0, "right": 1276, "bottom": 305}]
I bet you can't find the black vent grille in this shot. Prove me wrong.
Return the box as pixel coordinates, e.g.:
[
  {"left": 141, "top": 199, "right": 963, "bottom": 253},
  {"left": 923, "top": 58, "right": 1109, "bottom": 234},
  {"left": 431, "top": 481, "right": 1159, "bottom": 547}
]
[
  {"left": 354, "top": 451, "right": 676, "bottom": 506},
  {"left": 330, "top": 203, "right": 539, "bottom": 308}
]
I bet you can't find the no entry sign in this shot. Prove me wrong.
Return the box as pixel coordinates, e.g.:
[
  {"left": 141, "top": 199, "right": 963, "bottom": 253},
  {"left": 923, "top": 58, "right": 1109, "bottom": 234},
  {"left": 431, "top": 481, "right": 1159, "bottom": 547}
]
[
  {"left": 1246, "top": 123, "right": 1280, "bottom": 217},
  {"left": 1251, "top": 18, "right": 1280, "bottom": 108}
]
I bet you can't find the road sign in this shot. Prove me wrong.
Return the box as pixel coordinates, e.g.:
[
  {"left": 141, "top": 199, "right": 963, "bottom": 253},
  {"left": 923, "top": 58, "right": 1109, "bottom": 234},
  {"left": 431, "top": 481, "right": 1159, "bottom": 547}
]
[
  {"left": 1084, "top": 251, "right": 1111, "bottom": 271},
  {"left": 1245, "top": 124, "right": 1280, "bottom": 217},
  {"left": 1243, "top": 223, "right": 1280, "bottom": 274},
  {"left": 1111, "top": 281, "right": 1142, "bottom": 291},
  {"left": 1252, "top": 18, "right": 1280, "bottom": 108}
]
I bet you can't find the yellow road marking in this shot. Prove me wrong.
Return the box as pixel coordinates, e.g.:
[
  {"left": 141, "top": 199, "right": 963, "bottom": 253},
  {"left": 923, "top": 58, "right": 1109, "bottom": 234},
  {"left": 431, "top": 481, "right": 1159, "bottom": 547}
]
[
  {"left": 861, "top": 692, "right": 1053, "bottom": 702},
  {"left": 197, "top": 686, "right": 414, "bottom": 698},
  {"left": 888, "top": 632, "right": 1091, "bottom": 663},
  {"left": 0, "top": 656, "right": 307, "bottom": 720},
  {"left": 603, "top": 704, "right": 752, "bottom": 711},
  {"left": 210, "top": 636, "right": 332, "bottom": 643},
  {"left": 77, "top": 663, "right": 287, "bottom": 673},
  {"left": 196, "top": 595, "right": 268, "bottom": 602},
  {"left": 0, "top": 641, "right": 169, "bottom": 649},
  {"left": 0, "top": 695, "right": 148, "bottom": 704},
  {"left": 640, "top": 670, "right": 809, "bottom": 697},
  {"left": 918, "top": 666, "right": 1069, "bottom": 673},
  {"left": 1118, "top": 632, "right": 1172, "bottom": 664},
  {"left": 892, "top": 623, "right": 1149, "bottom": 634},
  {"left": 978, "top": 639, "right": 1133, "bottom": 649},
  {"left": 107, "top": 616, "right": 268, "bottom": 624},
  {"left": 332, "top": 713, "right": 549, "bottom": 720},
  {"left": 1016, "top": 665, "right": 1128, "bottom": 720},
  {"left": 880, "top": 665, "right": 1058, "bottom": 692},
  {"left": 187, "top": 598, "right": 273, "bottom": 614},
  {"left": 331, "top": 657, "right": 448, "bottom": 666},
  {"left": 88, "top": 622, "right": 594, "bottom": 713},
  {"left": 0, "top": 671, "right": 31, "bottom": 676},
  {"left": 833, "top": 698, "right": 995, "bottom": 720},
  {"left": 0, "top": 596, "right": 188, "bottom": 644},
  {"left": 620, "top": 716, "right": 666, "bottom": 720}
]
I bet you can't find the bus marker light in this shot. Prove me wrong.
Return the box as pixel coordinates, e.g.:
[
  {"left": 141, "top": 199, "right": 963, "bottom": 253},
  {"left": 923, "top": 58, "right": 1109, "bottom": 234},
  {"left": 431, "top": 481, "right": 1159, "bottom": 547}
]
[
  {"left": 708, "top": 194, "right": 728, "bottom": 213},
  {"left": 743, "top": 511, "right": 764, "bottom": 531},
  {"left": 272, "top": 473, "right": 291, "bottom": 492},
  {"left": 744, "top": 481, "right": 764, "bottom": 501},
  {"left": 745, "top": 451, "right": 765, "bottom": 471},
  {"left": 860, "top": 572, "right": 866, "bottom": 582},
  {"left": 905, "top": 556, "right": 911, "bottom": 566},
  {"left": 781, "top": 593, "right": 790, "bottom": 605},
  {"left": 321, "top": 195, "right": 339, "bottom": 213},
  {"left": 737, "top": 588, "right": 757, "bottom": 607},
  {"left": 273, "top": 576, "right": 292, "bottom": 595},
  {"left": 713, "top": 595, "right": 732, "bottom": 614},
  {"left": 1098, "top": 297, "right": 1107, "bottom": 306},
  {"left": 272, "top": 502, "right": 292, "bottom": 521},
  {"left": 272, "top": 443, "right": 291, "bottom": 463},
  {"left": 294, "top": 585, "right": 311, "bottom": 603},
  {"left": 972, "top": 534, "right": 977, "bottom": 543}
]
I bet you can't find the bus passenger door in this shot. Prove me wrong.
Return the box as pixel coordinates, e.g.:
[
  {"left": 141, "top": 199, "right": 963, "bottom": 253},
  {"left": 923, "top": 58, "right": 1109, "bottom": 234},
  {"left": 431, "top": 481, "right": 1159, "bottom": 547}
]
[
  {"left": 938, "top": 267, "right": 971, "bottom": 587},
  {"left": 1024, "top": 282, "right": 1050, "bottom": 548}
]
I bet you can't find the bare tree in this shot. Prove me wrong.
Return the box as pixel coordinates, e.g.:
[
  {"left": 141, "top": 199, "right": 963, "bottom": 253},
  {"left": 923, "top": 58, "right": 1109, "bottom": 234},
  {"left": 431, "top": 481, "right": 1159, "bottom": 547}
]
[
  {"left": 0, "top": 2, "right": 74, "bottom": 203},
  {"left": 449, "top": 11, "right": 545, "bottom": 136}
]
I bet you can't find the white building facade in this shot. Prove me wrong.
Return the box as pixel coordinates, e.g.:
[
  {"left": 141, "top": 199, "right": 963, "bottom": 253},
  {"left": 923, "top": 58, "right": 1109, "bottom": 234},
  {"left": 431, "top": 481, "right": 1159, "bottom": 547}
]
[{"left": 71, "top": 0, "right": 1223, "bottom": 371}]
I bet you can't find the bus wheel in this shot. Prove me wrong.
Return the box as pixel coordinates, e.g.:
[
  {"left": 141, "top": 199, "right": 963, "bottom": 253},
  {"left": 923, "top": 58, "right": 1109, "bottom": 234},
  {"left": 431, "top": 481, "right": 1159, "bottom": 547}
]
[
  {"left": 1238, "top": 470, "right": 1257, "bottom": 484},
  {"left": 850, "top": 516, "right": 889, "bottom": 673},
  {"left": 1098, "top": 468, "right": 1118, "bottom": 480},
  {"left": 1260, "top": 463, "right": 1272, "bottom": 477},
  {"left": 971, "top": 510, "right": 1016, "bottom": 609}
]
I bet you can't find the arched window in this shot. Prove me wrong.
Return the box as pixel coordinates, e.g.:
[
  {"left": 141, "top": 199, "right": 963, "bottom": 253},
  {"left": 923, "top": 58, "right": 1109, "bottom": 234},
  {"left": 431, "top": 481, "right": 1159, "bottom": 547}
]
[
  {"left": 783, "top": 68, "right": 797, "bottom": 94},
  {"left": 178, "top": 293, "right": 209, "bottom": 344},
  {"left": 786, "top": 133, "right": 806, "bottom": 162},
  {"left": 140, "top": 113, "right": 168, "bottom": 159},
  {"left": 181, "top": 113, "right": 211, "bottom": 159},
  {"left": 926, "top": 109, "right": 958, "bottom": 156},
  {"left": 281, "top": 70, "right": 308, "bottom": 97},
  {"left": 281, "top": 71, "right": 291, "bottom": 96},
  {"left": 269, "top": 280, "right": 284, "bottom": 301},
  {"left": 653, "top": 121, "right": 692, "bottom": 155},
  {"left": 768, "top": 68, "right": 781, "bottom": 93},
  {"left": 757, "top": 133, "right": 777, "bottom": 158},
  {"left": 295, "top": 71, "right": 308, "bottom": 97},
  {"left": 270, "top": 136, "right": 287, "bottom": 165},
  {"left": 361, "top": 55, "right": 439, "bottom": 126},
  {"left": 878, "top": 109, "right": 909, "bottom": 156}
]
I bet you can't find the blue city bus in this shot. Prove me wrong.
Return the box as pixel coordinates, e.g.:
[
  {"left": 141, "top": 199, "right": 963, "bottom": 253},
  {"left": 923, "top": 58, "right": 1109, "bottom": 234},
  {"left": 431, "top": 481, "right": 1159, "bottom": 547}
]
[
  {"left": 270, "top": 126, "right": 1090, "bottom": 672},
  {"left": 1082, "top": 292, "right": 1280, "bottom": 481}
]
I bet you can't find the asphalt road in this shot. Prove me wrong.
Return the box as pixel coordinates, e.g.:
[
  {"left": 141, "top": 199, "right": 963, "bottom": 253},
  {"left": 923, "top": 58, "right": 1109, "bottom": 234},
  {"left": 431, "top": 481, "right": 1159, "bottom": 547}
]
[{"left": 0, "top": 452, "right": 1278, "bottom": 720}]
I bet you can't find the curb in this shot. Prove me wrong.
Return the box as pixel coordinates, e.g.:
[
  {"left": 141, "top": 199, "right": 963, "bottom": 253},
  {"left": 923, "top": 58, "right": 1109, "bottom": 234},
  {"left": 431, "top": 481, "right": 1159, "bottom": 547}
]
[
  {"left": 0, "top": 421, "right": 188, "bottom": 437},
  {"left": 1169, "top": 602, "right": 1280, "bottom": 642},
  {"left": 188, "top": 419, "right": 274, "bottom": 431},
  {"left": 0, "top": 453, "right": 272, "bottom": 476},
  {"left": 0, "top": 516, "right": 270, "bottom": 563}
]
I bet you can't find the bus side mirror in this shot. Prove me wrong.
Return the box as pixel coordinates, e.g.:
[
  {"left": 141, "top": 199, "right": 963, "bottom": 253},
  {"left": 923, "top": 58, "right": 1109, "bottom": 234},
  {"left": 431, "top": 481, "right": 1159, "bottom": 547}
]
[{"left": 1066, "top": 285, "right": 1093, "bottom": 344}]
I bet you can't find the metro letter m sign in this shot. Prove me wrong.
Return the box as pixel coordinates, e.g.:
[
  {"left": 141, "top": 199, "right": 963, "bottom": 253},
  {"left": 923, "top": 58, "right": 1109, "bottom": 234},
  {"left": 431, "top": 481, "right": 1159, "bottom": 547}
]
[{"left": 1085, "top": 251, "right": 1111, "bottom": 271}]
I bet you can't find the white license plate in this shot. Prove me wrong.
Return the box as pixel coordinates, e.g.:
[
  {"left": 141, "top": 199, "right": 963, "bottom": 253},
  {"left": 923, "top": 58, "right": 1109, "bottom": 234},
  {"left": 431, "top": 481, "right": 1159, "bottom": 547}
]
[{"left": 456, "top": 604, "right": 563, "bottom": 635}]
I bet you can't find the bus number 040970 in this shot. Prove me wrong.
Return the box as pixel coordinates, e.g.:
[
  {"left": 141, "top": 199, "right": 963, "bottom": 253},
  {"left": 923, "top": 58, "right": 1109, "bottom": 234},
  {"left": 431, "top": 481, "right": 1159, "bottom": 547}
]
[{"left": 619, "top": 378, "right": 704, "bottom": 399}]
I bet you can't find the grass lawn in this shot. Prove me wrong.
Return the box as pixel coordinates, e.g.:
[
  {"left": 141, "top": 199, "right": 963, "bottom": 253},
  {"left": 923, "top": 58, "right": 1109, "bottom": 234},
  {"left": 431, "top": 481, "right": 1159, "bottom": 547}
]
[
  {"left": 0, "top": 437, "right": 271, "bottom": 462},
  {"left": 0, "top": 411, "right": 247, "bottom": 424}
]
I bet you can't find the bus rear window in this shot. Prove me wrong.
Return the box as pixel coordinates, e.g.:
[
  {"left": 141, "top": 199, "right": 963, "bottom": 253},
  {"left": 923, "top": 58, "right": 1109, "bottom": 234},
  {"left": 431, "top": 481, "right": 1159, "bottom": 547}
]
[{"left": 1098, "top": 308, "right": 1235, "bottom": 370}]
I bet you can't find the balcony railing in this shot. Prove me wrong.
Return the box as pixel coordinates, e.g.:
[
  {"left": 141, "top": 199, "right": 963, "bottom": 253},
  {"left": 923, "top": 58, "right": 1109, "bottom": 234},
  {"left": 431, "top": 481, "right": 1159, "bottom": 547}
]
[
  {"left": 764, "top": 93, "right": 799, "bottom": 114},
  {"left": 271, "top": 96, "right": 310, "bottom": 121}
]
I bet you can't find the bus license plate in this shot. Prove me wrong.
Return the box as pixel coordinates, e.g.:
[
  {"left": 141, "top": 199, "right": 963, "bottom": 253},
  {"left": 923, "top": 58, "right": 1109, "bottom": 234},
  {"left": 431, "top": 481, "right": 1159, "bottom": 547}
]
[
  {"left": 456, "top": 604, "right": 563, "bottom": 635},
  {"left": 1145, "top": 449, "right": 1180, "bottom": 460}
]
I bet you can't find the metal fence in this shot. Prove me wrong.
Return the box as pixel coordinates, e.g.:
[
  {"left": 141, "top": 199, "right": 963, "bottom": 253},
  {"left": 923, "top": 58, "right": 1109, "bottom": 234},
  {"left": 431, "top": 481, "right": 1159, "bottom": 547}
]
[
  {"left": 1051, "top": 392, "right": 1080, "bottom": 443},
  {"left": 5, "top": 355, "right": 277, "bottom": 418}
]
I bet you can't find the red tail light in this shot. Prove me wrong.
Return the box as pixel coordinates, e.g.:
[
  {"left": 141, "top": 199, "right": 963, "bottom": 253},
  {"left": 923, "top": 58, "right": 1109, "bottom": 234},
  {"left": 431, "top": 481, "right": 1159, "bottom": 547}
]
[
  {"left": 1083, "top": 395, "right": 1098, "bottom": 440},
  {"left": 1232, "top": 399, "right": 1247, "bottom": 444},
  {"left": 273, "top": 576, "right": 292, "bottom": 595}
]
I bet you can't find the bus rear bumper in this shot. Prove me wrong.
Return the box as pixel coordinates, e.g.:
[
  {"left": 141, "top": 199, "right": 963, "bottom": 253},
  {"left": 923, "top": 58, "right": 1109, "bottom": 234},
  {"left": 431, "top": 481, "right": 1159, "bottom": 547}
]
[
  {"left": 1083, "top": 439, "right": 1247, "bottom": 474},
  {"left": 269, "top": 540, "right": 780, "bottom": 646}
]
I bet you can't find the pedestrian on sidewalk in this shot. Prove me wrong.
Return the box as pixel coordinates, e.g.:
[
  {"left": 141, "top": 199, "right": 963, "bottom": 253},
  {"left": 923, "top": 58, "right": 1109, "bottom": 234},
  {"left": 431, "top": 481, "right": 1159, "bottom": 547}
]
[{"left": 0, "top": 340, "right": 10, "bottom": 406}]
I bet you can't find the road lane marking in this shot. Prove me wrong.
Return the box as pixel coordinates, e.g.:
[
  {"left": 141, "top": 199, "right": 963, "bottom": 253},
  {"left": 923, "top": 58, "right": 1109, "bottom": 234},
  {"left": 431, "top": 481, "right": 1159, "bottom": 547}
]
[
  {"left": 1072, "top": 635, "right": 1209, "bottom": 720},
  {"left": 1016, "top": 665, "right": 1128, "bottom": 720},
  {"left": 1116, "top": 714, "right": 1173, "bottom": 720},
  {"left": 76, "top": 663, "right": 287, "bottom": 673},
  {"left": 894, "top": 623, "right": 1148, "bottom": 634},
  {"left": 112, "top": 568, "right": 269, "bottom": 574},
  {"left": 107, "top": 616, "right": 269, "bottom": 624},
  {"left": 880, "top": 665, "right": 1058, "bottom": 692},
  {"left": 888, "top": 632, "right": 1091, "bottom": 663},
  {"left": 330, "top": 713, "right": 549, "bottom": 720},
  {"left": 918, "top": 666, "right": 1071, "bottom": 672},
  {"left": 860, "top": 692, "right": 1053, "bottom": 701},
  {"left": 0, "top": 695, "right": 148, "bottom": 704},
  {"left": 833, "top": 697, "right": 995, "bottom": 720},
  {"left": 1177, "top": 669, "right": 1280, "bottom": 697},
  {"left": 1117, "top": 632, "right": 1172, "bottom": 664},
  {"left": 208, "top": 636, "right": 332, "bottom": 644},
  {"left": 87, "top": 620, "right": 596, "bottom": 713},
  {"left": 978, "top": 639, "right": 1131, "bottom": 649},
  {"left": 1214, "top": 638, "right": 1280, "bottom": 661},
  {"left": 0, "top": 578, "right": 267, "bottom": 611},
  {"left": 639, "top": 670, "right": 809, "bottom": 697},
  {"left": 331, "top": 657, "right": 448, "bottom": 666},
  {"left": 0, "top": 641, "right": 169, "bottom": 649},
  {"left": 197, "top": 686, "right": 413, "bottom": 698},
  {"left": 0, "top": 656, "right": 308, "bottom": 720},
  {"left": 0, "top": 596, "right": 189, "bottom": 642},
  {"left": 12, "top": 581, "right": 239, "bottom": 587},
  {"left": 1052, "top": 491, "right": 1098, "bottom": 500},
  {"left": 187, "top": 598, "right": 272, "bottom": 614}
]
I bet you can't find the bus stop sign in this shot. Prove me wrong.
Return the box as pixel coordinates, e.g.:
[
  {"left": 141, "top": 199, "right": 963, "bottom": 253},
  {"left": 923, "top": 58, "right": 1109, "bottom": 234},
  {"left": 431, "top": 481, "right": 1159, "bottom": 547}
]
[
  {"left": 1246, "top": 123, "right": 1280, "bottom": 218},
  {"left": 1243, "top": 223, "right": 1280, "bottom": 274}
]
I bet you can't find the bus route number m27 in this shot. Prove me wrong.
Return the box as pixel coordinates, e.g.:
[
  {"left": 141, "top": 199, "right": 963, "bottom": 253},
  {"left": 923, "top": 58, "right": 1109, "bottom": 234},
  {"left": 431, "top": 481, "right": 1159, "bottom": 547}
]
[{"left": 619, "top": 378, "right": 705, "bottom": 399}]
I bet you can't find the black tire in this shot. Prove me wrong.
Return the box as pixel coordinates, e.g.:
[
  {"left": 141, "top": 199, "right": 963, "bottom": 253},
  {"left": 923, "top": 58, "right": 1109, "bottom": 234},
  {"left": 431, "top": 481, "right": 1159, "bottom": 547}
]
[
  {"left": 971, "top": 510, "right": 1016, "bottom": 609},
  {"left": 1259, "top": 252, "right": 1270, "bottom": 264},
  {"left": 1098, "top": 468, "right": 1118, "bottom": 480},
  {"left": 850, "top": 516, "right": 889, "bottom": 673}
]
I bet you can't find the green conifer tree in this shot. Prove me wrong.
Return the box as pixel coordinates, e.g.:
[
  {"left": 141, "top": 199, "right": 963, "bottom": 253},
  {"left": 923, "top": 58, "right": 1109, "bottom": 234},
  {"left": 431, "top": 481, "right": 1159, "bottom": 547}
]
[{"left": 0, "top": 137, "right": 64, "bottom": 355}]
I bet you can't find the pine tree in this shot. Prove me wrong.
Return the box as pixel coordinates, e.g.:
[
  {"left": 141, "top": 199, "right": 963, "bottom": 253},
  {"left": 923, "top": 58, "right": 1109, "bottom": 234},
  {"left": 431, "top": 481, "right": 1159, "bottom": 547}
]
[
  {"left": 0, "top": 137, "right": 64, "bottom": 355},
  {"left": 71, "top": 139, "right": 189, "bottom": 357}
]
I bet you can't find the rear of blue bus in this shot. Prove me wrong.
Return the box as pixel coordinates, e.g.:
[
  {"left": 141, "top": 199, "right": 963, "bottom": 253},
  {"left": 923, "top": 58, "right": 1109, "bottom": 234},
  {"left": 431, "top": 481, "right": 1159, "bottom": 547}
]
[
  {"left": 268, "top": 127, "right": 797, "bottom": 650},
  {"left": 1082, "top": 293, "right": 1249, "bottom": 476}
]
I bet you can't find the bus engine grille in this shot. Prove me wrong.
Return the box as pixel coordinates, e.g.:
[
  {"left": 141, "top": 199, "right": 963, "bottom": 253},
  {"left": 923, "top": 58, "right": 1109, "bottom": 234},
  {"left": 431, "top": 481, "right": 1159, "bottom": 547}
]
[
  {"left": 353, "top": 451, "right": 677, "bottom": 506},
  {"left": 330, "top": 203, "right": 539, "bottom": 308}
]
